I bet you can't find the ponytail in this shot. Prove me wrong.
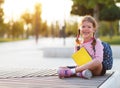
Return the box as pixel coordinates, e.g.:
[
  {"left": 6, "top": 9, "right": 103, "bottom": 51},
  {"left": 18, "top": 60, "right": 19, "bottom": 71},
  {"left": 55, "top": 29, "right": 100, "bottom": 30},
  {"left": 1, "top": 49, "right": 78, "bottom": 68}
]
[
  {"left": 91, "top": 33, "right": 96, "bottom": 54},
  {"left": 76, "top": 29, "right": 80, "bottom": 44},
  {"left": 76, "top": 29, "right": 80, "bottom": 39}
]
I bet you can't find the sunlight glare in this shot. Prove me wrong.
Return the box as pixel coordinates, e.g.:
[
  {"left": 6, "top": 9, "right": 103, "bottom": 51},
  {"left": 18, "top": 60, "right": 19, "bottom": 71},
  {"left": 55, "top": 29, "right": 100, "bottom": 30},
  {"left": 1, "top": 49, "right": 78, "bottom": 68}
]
[{"left": 3, "top": 0, "right": 73, "bottom": 24}]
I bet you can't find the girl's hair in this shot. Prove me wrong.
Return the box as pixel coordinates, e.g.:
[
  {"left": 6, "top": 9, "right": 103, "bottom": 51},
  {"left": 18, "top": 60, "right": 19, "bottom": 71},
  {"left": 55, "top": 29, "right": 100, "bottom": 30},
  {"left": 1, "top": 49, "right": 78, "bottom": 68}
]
[
  {"left": 77, "top": 15, "right": 97, "bottom": 53},
  {"left": 79, "top": 15, "right": 98, "bottom": 31}
]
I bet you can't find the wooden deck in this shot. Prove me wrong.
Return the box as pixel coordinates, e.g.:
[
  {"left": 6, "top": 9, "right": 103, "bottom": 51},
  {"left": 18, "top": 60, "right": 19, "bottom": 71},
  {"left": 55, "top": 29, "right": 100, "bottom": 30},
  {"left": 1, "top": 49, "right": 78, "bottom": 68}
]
[{"left": 0, "top": 71, "right": 113, "bottom": 88}]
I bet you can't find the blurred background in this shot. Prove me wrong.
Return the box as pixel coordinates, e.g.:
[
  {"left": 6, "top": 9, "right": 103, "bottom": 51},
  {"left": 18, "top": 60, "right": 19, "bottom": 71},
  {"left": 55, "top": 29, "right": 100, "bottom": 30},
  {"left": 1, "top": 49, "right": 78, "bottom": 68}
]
[
  {"left": 0, "top": 0, "right": 119, "bottom": 44},
  {"left": 0, "top": 0, "right": 119, "bottom": 71}
]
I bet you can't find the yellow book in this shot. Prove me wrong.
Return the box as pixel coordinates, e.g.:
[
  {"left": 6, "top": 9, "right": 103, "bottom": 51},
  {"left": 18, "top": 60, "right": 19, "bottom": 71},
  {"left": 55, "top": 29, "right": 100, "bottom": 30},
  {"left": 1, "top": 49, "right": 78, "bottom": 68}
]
[{"left": 71, "top": 47, "right": 92, "bottom": 66}]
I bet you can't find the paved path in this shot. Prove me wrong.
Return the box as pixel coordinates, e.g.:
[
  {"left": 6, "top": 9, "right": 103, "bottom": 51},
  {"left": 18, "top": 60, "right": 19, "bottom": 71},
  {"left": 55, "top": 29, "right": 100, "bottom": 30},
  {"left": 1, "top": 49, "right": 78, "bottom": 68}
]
[{"left": 0, "top": 37, "right": 119, "bottom": 74}]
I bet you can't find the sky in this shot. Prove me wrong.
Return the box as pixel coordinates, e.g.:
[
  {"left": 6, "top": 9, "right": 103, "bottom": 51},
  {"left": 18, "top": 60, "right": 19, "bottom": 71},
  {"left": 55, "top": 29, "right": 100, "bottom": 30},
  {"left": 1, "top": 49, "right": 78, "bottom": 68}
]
[{"left": 3, "top": 0, "right": 73, "bottom": 24}]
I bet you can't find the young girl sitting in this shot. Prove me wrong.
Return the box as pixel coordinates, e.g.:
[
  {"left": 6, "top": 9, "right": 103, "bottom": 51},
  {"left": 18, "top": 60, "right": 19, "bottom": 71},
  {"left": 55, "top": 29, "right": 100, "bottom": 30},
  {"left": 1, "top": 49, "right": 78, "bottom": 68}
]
[{"left": 58, "top": 15, "right": 106, "bottom": 79}]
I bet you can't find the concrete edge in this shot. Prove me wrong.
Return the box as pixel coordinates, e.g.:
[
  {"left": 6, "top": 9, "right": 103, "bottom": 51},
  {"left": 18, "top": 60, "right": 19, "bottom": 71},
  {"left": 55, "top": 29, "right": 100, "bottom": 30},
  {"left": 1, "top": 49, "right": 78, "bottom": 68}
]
[
  {"left": 99, "top": 71, "right": 120, "bottom": 88},
  {"left": 42, "top": 47, "right": 120, "bottom": 58}
]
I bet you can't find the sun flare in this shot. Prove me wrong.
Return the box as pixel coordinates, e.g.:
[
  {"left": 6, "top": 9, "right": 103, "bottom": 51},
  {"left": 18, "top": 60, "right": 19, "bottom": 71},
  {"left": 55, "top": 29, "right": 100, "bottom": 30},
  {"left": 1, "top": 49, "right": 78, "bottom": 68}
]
[{"left": 3, "top": 0, "right": 73, "bottom": 24}]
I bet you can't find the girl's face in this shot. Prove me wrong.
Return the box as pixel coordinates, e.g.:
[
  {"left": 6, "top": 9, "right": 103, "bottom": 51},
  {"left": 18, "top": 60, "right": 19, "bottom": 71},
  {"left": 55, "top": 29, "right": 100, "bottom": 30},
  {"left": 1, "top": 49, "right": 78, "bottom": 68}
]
[{"left": 80, "top": 21, "right": 95, "bottom": 40}]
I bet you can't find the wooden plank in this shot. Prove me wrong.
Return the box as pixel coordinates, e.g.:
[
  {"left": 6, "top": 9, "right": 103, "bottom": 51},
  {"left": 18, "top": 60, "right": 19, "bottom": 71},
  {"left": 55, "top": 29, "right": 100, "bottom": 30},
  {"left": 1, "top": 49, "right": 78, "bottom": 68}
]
[{"left": 0, "top": 72, "right": 113, "bottom": 88}]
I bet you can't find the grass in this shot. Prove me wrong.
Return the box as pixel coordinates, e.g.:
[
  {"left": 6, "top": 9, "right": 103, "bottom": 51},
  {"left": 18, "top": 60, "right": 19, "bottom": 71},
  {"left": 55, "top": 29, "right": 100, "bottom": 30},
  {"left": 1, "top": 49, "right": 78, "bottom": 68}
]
[
  {"left": 0, "top": 38, "right": 26, "bottom": 43},
  {"left": 100, "top": 36, "right": 120, "bottom": 45},
  {"left": 0, "top": 36, "right": 120, "bottom": 45}
]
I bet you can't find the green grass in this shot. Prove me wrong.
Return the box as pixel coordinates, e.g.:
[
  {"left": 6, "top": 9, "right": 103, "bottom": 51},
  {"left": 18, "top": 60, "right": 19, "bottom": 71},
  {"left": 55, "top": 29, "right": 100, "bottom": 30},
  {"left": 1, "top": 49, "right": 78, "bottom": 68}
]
[
  {"left": 0, "top": 36, "right": 120, "bottom": 45},
  {"left": 0, "top": 38, "right": 26, "bottom": 43},
  {"left": 100, "top": 36, "right": 120, "bottom": 45}
]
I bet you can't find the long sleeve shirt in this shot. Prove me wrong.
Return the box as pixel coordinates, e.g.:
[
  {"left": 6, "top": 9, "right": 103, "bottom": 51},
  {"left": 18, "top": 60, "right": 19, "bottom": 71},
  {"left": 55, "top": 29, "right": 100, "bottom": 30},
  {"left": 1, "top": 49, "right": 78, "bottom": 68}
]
[{"left": 75, "top": 39, "right": 104, "bottom": 63}]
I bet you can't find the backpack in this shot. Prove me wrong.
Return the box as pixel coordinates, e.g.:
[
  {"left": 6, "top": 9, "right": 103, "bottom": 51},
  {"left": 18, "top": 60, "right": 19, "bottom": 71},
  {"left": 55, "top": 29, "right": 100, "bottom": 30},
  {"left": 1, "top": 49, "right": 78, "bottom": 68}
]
[{"left": 102, "top": 42, "right": 113, "bottom": 70}]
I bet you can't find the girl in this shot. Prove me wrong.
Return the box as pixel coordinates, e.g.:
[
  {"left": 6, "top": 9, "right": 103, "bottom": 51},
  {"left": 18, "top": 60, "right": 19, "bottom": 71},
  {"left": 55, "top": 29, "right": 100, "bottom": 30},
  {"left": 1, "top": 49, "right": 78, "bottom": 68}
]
[{"left": 58, "top": 15, "right": 105, "bottom": 79}]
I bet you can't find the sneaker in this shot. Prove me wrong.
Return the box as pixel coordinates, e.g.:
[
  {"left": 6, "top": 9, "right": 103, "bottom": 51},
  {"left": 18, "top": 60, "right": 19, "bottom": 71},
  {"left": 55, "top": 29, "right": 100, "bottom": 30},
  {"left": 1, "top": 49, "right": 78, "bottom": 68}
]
[
  {"left": 57, "top": 67, "right": 72, "bottom": 79},
  {"left": 76, "top": 69, "right": 92, "bottom": 79}
]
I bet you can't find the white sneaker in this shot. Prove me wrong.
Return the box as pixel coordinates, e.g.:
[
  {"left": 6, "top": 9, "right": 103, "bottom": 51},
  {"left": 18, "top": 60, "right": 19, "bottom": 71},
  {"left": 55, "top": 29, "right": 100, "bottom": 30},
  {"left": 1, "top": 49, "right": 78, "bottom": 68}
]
[{"left": 76, "top": 69, "right": 92, "bottom": 79}]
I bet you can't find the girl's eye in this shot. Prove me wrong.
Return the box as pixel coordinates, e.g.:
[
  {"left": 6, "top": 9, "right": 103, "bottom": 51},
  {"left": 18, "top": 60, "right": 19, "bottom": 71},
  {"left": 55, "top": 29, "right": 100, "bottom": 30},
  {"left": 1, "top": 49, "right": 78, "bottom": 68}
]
[
  {"left": 82, "top": 26, "right": 85, "bottom": 28},
  {"left": 82, "top": 26, "right": 91, "bottom": 28},
  {"left": 88, "top": 26, "right": 91, "bottom": 28}
]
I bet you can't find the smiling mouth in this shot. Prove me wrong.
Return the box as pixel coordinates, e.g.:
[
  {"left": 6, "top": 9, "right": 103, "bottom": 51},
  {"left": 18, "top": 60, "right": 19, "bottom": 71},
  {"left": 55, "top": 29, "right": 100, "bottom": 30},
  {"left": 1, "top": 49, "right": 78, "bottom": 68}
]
[{"left": 82, "top": 32, "right": 90, "bottom": 35}]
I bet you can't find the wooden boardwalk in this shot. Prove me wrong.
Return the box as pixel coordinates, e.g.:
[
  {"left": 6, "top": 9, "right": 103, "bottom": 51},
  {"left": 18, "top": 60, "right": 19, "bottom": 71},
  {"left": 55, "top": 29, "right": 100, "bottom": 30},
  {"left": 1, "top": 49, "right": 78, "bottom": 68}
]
[{"left": 0, "top": 71, "right": 113, "bottom": 88}]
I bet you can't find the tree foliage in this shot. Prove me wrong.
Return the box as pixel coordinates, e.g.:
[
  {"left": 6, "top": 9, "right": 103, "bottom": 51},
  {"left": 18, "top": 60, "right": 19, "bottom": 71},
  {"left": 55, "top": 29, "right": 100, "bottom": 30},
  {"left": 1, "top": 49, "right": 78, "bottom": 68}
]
[
  {"left": 32, "top": 3, "right": 42, "bottom": 43},
  {"left": 71, "top": 0, "right": 120, "bottom": 21},
  {"left": 21, "top": 11, "right": 32, "bottom": 24},
  {"left": 21, "top": 11, "right": 33, "bottom": 38},
  {"left": 71, "top": 0, "right": 120, "bottom": 37},
  {"left": 99, "top": 5, "right": 120, "bottom": 21},
  {"left": 0, "top": 0, "right": 4, "bottom": 23}
]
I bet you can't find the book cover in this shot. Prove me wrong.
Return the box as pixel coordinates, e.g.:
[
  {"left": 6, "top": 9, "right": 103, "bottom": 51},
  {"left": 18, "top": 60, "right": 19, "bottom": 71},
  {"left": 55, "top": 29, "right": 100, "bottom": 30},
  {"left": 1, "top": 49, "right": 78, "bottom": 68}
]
[{"left": 71, "top": 47, "right": 92, "bottom": 66}]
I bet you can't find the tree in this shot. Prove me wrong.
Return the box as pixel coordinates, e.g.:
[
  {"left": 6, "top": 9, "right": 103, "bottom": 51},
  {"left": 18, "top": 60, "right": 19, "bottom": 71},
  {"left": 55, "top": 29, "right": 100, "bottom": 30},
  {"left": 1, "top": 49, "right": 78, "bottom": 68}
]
[
  {"left": 71, "top": 0, "right": 115, "bottom": 21},
  {"left": 0, "top": 0, "right": 4, "bottom": 23},
  {"left": 99, "top": 5, "right": 120, "bottom": 37},
  {"left": 0, "top": 0, "right": 4, "bottom": 37},
  {"left": 21, "top": 10, "right": 33, "bottom": 38},
  {"left": 41, "top": 21, "right": 48, "bottom": 37},
  {"left": 11, "top": 21, "right": 24, "bottom": 39},
  {"left": 71, "top": 0, "right": 120, "bottom": 37},
  {"left": 32, "top": 3, "right": 42, "bottom": 44}
]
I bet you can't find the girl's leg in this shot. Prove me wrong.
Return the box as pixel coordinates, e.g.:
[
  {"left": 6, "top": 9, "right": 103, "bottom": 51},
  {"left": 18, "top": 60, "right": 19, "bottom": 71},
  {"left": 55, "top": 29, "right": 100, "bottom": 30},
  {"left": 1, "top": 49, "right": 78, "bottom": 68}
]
[{"left": 75, "top": 59, "right": 103, "bottom": 76}]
